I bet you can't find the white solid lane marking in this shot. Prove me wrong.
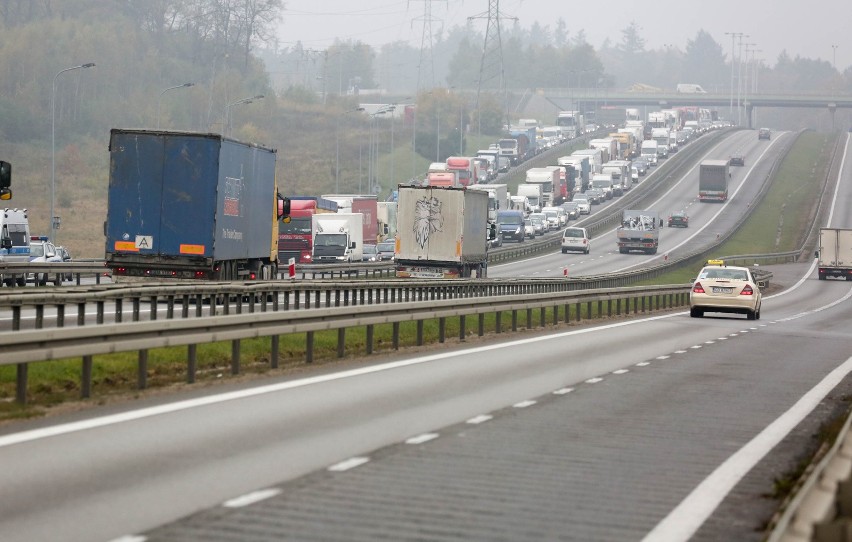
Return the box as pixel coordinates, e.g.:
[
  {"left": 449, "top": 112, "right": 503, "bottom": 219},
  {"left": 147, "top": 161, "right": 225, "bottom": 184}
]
[
  {"left": 406, "top": 433, "right": 439, "bottom": 445},
  {"left": 643, "top": 356, "right": 852, "bottom": 542},
  {"left": 466, "top": 415, "right": 493, "bottom": 424},
  {"left": 223, "top": 488, "right": 282, "bottom": 508},
  {"left": 513, "top": 400, "right": 537, "bottom": 408},
  {"left": 328, "top": 457, "right": 370, "bottom": 472},
  {"left": 553, "top": 387, "right": 575, "bottom": 395}
]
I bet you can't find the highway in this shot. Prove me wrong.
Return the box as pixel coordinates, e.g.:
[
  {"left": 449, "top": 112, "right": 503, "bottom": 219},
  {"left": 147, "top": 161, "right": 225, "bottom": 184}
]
[
  {"left": 0, "top": 134, "right": 850, "bottom": 542},
  {"left": 491, "top": 129, "right": 790, "bottom": 278}
]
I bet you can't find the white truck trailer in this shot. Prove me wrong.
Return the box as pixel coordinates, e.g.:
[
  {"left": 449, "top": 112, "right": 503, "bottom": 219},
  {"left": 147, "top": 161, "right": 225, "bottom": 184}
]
[
  {"left": 395, "top": 186, "right": 490, "bottom": 279},
  {"left": 817, "top": 228, "right": 852, "bottom": 281}
]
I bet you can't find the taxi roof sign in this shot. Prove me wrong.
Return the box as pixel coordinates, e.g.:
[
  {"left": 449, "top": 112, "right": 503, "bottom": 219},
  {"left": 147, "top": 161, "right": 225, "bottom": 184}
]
[{"left": 706, "top": 259, "right": 725, "bottom": 266}]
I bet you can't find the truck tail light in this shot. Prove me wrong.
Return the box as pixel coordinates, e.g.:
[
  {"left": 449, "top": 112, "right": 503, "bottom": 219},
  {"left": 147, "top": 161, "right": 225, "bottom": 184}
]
[{"left": 692, "top": 282, "right": 705, "bottom": 294}]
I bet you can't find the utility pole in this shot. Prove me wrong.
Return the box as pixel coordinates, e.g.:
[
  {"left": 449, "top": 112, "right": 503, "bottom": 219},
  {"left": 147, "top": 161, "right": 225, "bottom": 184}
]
[
  {"left": 410, "top": 0, "right": 444, "bottom": 92},
  {"left": 736, "top": 34, "right": 749, "bottom": 126},
  {"left": 469, "top": 0, "right": 517, "bottom": 134}
]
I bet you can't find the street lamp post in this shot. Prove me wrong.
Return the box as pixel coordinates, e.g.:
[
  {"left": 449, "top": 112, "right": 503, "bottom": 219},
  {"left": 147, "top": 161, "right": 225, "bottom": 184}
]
[
  {"left": 832, "top": 44, "right": 839, "bottom": 71},
  {"left": 336, "top": 107, "right": 365, "bottom": 192},
  {"left": 51, "top": 62, "right": 95, "bottom": 243},
  {"left": 725, "top": 32, "right": 744, "bottom": 123},
  {"left": 157, "top": 83, "right": 194, "bottom": 130},
  {"left": 224, "top": 94, "right": 264, "bottom": 136}
]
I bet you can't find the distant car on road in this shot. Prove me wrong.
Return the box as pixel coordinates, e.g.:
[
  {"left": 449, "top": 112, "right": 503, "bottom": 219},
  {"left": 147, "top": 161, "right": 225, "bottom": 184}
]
[
  {"left": 730, "top": 153, "right": 745, "bottom": 166},
  {"left": 668, "top": 210, "right": 689, "bottom": 228},
  {"left": 28, "top": 236, "right": 63, "bottom": 285},
  {"left": 561, "top": 227, "right": 590, "bottom": 254},
  {"left": 362, "top": 244, "right": 379, "bottom": 262},
  {"left": 376, "top": 240, "right": 395, "bottom": 261},
  {"left": 758, "top": 127, "right": 771, "bottom": 140}
]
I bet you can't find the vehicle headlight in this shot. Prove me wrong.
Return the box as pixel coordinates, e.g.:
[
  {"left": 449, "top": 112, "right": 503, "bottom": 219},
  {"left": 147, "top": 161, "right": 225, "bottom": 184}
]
[{"left": 515, "top": 227, "right": 521, "bottom": 234}]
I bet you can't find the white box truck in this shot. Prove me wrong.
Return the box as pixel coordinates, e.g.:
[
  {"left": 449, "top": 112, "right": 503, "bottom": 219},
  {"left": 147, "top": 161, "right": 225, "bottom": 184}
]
[
  {"left": 311, "top": 213, "right": 363, "bottom": 263},
  {"left": 395, "top": 186, "right": 490, "bottom": 278},
  {"left": 468, "top": 183, "right": 508, "bottom": 221},
  {"left": 817, "top": 228, "right": 852, "bottom": 281},
  {"left": 640, "top": 140, "right": 658, "bottom": 165},
  {"left": 516, "top": 183, "right": 544, "bottom": 213},
  {"left": 525, "top": 166, "right": 561, "bottom": 208}
]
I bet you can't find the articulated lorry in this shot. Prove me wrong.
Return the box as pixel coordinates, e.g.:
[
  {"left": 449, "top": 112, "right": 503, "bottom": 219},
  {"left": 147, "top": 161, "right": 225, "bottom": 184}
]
[
  {"left": 698, "top": 159, "right": 730, "bottom": 202},
  {"left": 311, "top": 212, "right": 363, "bottom": 263},
  {"left": 278, "top": 197, "right": 338, "bottom": 264},
  {"left": 617, "top": 209, "right": 660, "bottom": 254},
  {"left": 105, "top": 129, "right": 288, "bottom": 280},
  {"left": 468, "top": 183, "right": 508, "bottom": 221},
  {"left": 395, "top": 185, "right": 490, "bottom": 278},
  {"left": 817, "top": 228, "right": 852, "bottom": 281}
]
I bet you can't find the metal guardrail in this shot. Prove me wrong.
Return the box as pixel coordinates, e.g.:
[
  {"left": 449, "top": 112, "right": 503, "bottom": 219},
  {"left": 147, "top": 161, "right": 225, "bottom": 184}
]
[{"left": 1, "top": 283, "right": 690, "bottom": 403}]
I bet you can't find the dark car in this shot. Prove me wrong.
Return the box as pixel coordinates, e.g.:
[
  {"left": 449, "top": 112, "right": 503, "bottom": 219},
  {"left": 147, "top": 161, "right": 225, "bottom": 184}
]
[
  {"left": 668, "top": 211, "right": 689, "bottom": 228},
  {"left": 560, "top": 202, "right": 580, "bottom": 220},
  {"left": 633, "top": 159, "right": 648, "bottom": 176},
  {"left": 730, "top": 154, "right": 745, "bottom": 166}
]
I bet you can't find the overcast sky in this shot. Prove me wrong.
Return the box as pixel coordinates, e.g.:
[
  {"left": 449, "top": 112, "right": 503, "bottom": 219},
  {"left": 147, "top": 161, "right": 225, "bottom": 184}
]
[{"left": 276, "top": 0, "right": 852, "bottom": 74}]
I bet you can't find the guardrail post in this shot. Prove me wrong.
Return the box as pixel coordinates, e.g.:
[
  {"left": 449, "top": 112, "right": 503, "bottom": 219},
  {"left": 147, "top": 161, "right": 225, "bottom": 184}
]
[
  {"left": 35, "top": 305, "right": 44, "bottom": 329},
  {"left": 181, "top": 295, "right": 189, "bottom": 318},
  {"left": 576, "top": 302, "right": 582, "bottom": 322},
  {"left": 16, "top": 364, "right": 27, "bottom": 404},
  {"left": 616, "top": 298, "right": 622, "bottom": 316},
  {"left": 337, "top": 328, "right": 346, "bottom": 358},
  {"left": 167, "top": 296, "right": 175, "bottom": 319},
  {"left": 459, "top": 315, "right": 466, "bottom": 341},
  {"left": 188, "top": 345, "right": 197, "bottom": 383},
  {"left": 641, "top": 296, "right": 646, "bottom": 313},
  {"left": 416, "top": 321, "right": 424, "bottom": 345},
  {"left": 138, "top": 350, "right": 148, "bottom": 389},
  {"left": 496, "top": 312, "right": 502, "bottom": 333},
  {"left": 77, "top": 302, "right": 86, "bottom": 326},
  {"left": 525, "top": 308, "right": 532, "bottom": 329},
  {"left": 54, "top": 304, "right": 64, "bottom": 328},
  {"left": 150, "top": 296, "right": 158, "bottom": 320},
  {"left": 81, "top": 355, "right": 93, "bottom": 398},
  {"left": 478, "top": 313, "right": 485, "bottom": 336},
  {"left": 512, "top": 310, "right": 518, "bottom": 332},
  {"left": 12, "top": 306, "right": 21, "bottom": 331},
  {"left": 270, "top": 335, "right": 280, "bottom": 367},
  {"left": 294, "top": 290, "right": 301, "bottom": 309},
  {"left": 231, "top": 340, "right": 240, "bottom": 375},
  {"left": 438, "top": 318, "right": 446, "bottom": 343},
  {"left": 305, "top": 332, "right": 314, "bottom": 363},
  {"left": 343, "top": 289, "right": 349, "bottom": 306},
  {"left": 366, "top": 325, "right": 374, "bottom": 353},
  {"left": 131, "top": 297, "right": 140, "bottom": 321},
  {"left": 552, "top": 305, "right": 559, "bottom": 326},
  {"left": 392, "top": 323, "right": 400, "bottom": 349},
  {"left": 195, "top": 294, "right": 203, "bottom": 317},
  {"left": 587, "top": 302, "right": 592, "bottom": 320},
  {"left": 607, "top": 299, "right": 612, "bottom": 317}
]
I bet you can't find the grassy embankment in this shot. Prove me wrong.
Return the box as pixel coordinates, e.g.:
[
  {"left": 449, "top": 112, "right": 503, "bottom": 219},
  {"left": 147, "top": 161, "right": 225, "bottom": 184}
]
[{"left": 0, "top": 131, "right": 835, "bottom": 419}]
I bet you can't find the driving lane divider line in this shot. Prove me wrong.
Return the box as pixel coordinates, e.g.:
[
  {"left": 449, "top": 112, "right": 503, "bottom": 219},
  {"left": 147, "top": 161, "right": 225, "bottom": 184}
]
[
  {"left": 513, "top": 400, "right": 537, "bottom": 408},
  {"left": 466, "top": 415, "right": 493, "bottom": 424},
  {"left": 223, "top": 488, "right": 282, "bottom": 508},
  {"left": 328, "top": 457, "right": 370, "bottom": 472},
  {"left": 553, "top": 387, "right": 575, "bottom": 395},
  {"left": 585, "top": 377, "right": 604, "bottom": 384},
  {"left": 405, "top": 433, "right": 439, "bottom": 445}
]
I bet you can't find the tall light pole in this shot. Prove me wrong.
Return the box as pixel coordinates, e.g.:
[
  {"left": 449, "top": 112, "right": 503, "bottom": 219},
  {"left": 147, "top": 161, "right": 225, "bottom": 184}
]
[
  {"left": 157, "top": 82, "right": 194, "bottom": 130},
  {"left": 336, "top": 106, "right": 364, "bottom": 192},
  {"left": 725, "top": 32, "right": 744, "bottom": 123},
  {"left": 224, "top": 94, "right": 264, "bottom": 136},
  {"left": 832, "top": 44, "right": 839, "bottom": 71},
  {"left": 736, "top": 34, "right": 749, "bottom": 125},
  {"left": 51, "top": 62, "right": 95, "bottom": 243}
]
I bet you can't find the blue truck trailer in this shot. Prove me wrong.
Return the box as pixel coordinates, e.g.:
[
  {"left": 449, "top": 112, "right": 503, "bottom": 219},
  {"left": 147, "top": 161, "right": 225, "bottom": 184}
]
[{"left": 105, "top": 129, "right": 286, "bottom": 280}]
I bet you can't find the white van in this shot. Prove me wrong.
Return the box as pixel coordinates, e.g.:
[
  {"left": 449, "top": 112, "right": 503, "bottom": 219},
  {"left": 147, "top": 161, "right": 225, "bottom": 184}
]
[{"left": 676, "top": 83, "right": 707, "bottom": 94}]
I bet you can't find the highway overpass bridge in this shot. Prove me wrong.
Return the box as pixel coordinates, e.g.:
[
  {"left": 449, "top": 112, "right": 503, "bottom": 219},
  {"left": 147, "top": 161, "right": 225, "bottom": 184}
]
[{"left": 534, "top": 88, "right": 852, "bottom": 128}]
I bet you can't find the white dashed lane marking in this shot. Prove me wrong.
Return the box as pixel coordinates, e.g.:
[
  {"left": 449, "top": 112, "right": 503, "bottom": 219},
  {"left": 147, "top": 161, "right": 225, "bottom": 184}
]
[
  {"left": 466, "top": 415, "right": 493, "bottom": 424},
  {"left": 406, "top": 433, "right": 439, "bottom": 445},
  {"left": 513, "top": 400, "right": 537, "bottom": 408},
  {"left": 223, "top": 488, "right": 282, "bottom": 508},
  {"left": 328, "top": 457, "right": 370, "bottom": 472}
]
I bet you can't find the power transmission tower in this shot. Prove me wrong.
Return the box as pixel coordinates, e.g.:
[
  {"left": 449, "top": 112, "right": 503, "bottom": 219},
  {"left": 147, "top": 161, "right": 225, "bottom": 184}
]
[
  {"left": 469, "top": 0, "right": 517, "bottom": 133},
  {"left": 410, "top": 0, "right": 444, "bottom": 91}
]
